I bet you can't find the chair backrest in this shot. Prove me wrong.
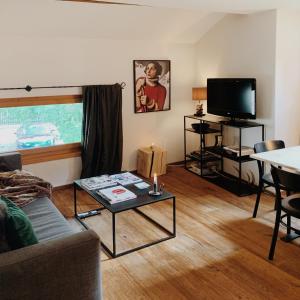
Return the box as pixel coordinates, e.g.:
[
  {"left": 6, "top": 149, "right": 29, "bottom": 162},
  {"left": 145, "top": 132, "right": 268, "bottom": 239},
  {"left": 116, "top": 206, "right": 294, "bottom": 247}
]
[
  {"left": 254, "top": 140, "right": 285, "bottom": 154},
  {"left": 271, "top": 166, "right": 300, "bottom": 205},
  {"left": 271, "top": 166, "right": 300, "bottom": 192},
  {"left": 254, "top": 140, "right": 285, "bottom": 177}
]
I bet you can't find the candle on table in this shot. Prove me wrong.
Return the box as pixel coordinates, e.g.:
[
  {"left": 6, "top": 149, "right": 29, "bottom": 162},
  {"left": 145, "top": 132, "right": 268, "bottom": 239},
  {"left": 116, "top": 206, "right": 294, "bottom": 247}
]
[{"left": 153, "top": 173, "right": 158, "bottom": 192}]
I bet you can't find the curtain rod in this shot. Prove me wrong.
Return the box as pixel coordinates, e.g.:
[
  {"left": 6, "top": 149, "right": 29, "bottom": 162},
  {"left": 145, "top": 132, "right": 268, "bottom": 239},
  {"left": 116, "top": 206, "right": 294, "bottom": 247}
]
[{"left": 0, "top": 82, "right": 126, "bottom": 92}]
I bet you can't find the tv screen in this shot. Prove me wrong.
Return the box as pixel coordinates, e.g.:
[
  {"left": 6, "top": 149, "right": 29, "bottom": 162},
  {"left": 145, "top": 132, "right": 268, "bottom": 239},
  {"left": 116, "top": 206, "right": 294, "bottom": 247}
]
[{"left": 207, "top": 78, "right": 256, "bottom": 119}]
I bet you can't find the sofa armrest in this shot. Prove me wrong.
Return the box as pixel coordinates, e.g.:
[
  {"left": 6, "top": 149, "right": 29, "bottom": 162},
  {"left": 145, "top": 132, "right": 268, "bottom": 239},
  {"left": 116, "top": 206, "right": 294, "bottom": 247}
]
[
  {"left": 0, "top": 152, "right": 22, "bottom": 171},
  {"left": 0, "top": 229, "right": 102, "bottom": 300}
]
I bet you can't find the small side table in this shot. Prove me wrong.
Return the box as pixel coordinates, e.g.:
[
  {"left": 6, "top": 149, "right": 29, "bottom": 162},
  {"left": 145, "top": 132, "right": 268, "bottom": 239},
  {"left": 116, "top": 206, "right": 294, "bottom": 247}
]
[{"left": 137, "top": 146, "right": 167, "bottom": 178}]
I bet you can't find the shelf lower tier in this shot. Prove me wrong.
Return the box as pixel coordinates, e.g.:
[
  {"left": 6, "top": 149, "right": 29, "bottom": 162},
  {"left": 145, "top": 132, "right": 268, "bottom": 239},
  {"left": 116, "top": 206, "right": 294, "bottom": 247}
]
[
  {"left": 186, "top": 167, "right": 257, "bottom": 197},
  {"left": 205, "top": 146, "right": 255, "bottom": 163},
  {"left": 186, "top": 152, "right": 221, "bottom": 163}
]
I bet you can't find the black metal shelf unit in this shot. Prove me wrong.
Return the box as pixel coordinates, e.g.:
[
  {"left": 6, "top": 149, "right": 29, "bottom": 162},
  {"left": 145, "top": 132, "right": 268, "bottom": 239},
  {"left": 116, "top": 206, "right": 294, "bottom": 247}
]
[{"left": 184, "top": 115, "right": 265, "bottom": 196}]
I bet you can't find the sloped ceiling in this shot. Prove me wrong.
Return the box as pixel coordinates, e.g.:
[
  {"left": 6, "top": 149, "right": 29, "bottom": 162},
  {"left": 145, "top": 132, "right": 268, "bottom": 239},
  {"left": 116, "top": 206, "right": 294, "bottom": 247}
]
[
  {"left": 61, "top": 0, "right": 300, "bottom": 12},
  {"left": 0, "top": 0, "right": 298, "bottom": 43}
]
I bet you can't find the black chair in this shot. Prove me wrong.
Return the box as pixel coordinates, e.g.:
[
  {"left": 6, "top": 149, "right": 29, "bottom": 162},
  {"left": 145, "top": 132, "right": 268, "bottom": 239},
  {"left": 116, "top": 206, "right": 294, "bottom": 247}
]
[
  {"left": 269, "top": 166, "right": 300, "bottom": 260},
  {"left": 252, "top": 140, "right": 285, "bottom": 218}
]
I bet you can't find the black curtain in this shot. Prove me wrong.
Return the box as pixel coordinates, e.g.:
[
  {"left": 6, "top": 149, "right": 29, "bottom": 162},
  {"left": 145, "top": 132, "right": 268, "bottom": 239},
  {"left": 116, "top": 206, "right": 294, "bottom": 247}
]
[{"left": 81, "top": 84, "right": 123, "bottom": 178}]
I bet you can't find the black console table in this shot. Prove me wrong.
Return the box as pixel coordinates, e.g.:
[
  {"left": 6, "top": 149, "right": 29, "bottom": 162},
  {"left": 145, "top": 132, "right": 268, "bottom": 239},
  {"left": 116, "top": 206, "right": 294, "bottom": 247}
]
[{"left": 184, "top": 115, "right": 264, "bottom": 196}]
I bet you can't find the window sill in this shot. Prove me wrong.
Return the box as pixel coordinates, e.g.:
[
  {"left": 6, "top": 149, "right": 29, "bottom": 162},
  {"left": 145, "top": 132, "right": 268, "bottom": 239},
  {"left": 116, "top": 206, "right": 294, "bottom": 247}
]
[{"left": 19, "top": 143, "right": 82, "bottom": 165}]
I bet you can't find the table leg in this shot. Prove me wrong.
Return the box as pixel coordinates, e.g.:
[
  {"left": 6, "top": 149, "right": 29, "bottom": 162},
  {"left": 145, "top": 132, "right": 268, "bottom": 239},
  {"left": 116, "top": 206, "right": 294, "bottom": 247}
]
[
  {"left": 173, "top": 196, "right": 176, "bottom": 236},
  {"left": 112, "top": 213, "right": 116, "bottom": 257},
  {"left": 73, "top": 183, "right": 77, "bottom": 217}
]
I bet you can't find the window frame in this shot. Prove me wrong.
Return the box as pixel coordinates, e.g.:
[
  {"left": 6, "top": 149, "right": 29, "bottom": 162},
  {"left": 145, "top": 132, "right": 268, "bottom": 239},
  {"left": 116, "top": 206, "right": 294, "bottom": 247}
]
[{"left": 0, "top": 94, "right": 82, "bottom": 165}]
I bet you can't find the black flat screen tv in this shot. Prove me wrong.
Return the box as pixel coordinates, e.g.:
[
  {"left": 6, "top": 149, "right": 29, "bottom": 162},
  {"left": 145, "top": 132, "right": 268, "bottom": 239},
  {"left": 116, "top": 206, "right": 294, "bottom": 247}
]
[{"left": 207, "top": 78, "right": 256, "bottom": 120}]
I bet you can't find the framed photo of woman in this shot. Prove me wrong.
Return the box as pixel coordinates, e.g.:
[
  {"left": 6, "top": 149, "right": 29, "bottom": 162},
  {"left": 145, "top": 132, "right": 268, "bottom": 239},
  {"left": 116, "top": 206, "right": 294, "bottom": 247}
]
[{"left": 133, "top": 60, "right": 171, "bottom": 113}]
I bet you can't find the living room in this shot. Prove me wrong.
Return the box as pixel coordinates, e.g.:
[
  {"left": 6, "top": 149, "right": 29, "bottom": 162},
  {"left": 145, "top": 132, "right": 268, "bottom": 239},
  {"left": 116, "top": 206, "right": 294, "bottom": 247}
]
[{"left": 1, "top": 1, "right": 300, "bottom": 299}]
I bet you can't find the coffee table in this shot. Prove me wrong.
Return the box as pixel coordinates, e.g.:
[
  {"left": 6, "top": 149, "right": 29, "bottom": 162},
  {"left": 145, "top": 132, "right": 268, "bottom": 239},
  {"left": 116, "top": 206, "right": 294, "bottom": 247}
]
[{"left": 73, "top": 179, "right": 176, "bottom": 258}]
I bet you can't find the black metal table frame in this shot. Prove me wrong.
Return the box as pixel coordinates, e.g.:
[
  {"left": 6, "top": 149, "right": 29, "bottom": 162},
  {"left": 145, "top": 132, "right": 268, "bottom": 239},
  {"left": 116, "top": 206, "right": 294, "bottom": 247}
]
[{"left": 73, "top": 184, "right": 176, "bottom": 258}]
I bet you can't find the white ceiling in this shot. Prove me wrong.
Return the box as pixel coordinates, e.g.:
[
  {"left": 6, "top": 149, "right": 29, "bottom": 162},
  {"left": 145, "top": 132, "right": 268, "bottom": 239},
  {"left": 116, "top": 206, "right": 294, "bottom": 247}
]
[
  {"left": 80, "top": 0, "right": 300, "bottom": 13},
  {"left": 0, "top": 0, "right": 298, "bottom": 43}
]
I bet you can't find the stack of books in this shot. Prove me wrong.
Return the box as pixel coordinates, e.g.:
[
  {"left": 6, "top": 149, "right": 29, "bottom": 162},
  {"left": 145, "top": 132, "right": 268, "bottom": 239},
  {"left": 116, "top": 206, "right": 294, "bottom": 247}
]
[
  {"left": 109, "top": 172, "right": 143, "bottom": 186},
  {"left": 97, "top": 185, "right": 137, "bottom": 204},
  {"left": 80, "top": 175, "right": 117, "bottom": 190},
  {"left": 223, "top": 145, "right": 254, "bottom": 157}
]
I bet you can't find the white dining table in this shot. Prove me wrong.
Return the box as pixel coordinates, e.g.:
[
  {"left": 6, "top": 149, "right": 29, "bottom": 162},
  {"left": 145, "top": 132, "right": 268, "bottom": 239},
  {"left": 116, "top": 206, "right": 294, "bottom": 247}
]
[
  {"left": 251, "top": 145, "right": 300, "bottom": 241},
  {"left": 250, "top": 145, "right": 300, "bottom": 171}
]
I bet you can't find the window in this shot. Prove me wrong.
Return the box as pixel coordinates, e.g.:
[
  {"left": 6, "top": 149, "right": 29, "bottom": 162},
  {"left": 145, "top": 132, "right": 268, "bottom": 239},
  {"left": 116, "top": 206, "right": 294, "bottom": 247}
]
[{"left": 0, "top": 95, "right": 82, "bottom": 164}]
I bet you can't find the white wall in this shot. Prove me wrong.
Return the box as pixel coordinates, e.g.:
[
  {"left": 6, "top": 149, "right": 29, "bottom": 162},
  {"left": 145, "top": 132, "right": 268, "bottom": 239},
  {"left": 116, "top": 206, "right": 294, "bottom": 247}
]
[
  {"left": 195, "top": 11, "right": 277, "bottom": 139},
  {"left": 194, "top": 11, "right": 277, "bottom": 182},
  {"left": 274, "top": 10, "right": 300, "bottom": 146},
  {"left": 25, "top": 157, "right": 82, "bottom": 188},
  {"left": 0, "top": 37, "right": 195, "bottom": 186}
]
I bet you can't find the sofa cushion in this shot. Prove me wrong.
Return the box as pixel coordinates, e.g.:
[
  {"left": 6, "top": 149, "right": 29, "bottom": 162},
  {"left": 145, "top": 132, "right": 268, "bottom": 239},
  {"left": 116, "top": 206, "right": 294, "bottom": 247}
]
[
  {"left": 22, "top": 197, "right": 75, "bottom": 242},
  {"left": 1, "top": 196, "right": 38, "bottom": 250},
  {"left": 0, "top": 152, "right": 22, "bottom": 171}
]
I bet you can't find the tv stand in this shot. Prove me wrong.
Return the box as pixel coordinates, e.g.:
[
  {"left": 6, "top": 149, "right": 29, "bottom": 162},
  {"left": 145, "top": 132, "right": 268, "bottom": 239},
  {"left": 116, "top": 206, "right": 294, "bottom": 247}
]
[
  {"left": 220, "top": 119, "right": 261, "bottom": 128},
  {"left": 184, "top": 115, "right": 265, "bottom": 196}
]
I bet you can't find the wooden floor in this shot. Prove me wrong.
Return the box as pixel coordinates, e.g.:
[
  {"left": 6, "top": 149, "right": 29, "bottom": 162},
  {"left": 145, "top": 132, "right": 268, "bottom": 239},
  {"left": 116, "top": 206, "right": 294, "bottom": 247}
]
[{"left": 53, "top": 167, "right": 300, "bottom": 300}]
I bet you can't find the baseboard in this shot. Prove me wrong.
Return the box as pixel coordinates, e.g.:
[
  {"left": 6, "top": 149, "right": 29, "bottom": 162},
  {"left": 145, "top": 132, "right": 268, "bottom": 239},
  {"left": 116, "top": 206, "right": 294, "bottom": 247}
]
[{"left": 53, "top": 183, "right": 73, "bottom": 191}]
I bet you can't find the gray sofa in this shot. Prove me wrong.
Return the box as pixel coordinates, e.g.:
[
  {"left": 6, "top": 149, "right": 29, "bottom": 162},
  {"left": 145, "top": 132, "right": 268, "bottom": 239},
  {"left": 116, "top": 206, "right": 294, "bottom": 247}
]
[{"left": 0, "top": 152, "right": 102, "bottom": 300}]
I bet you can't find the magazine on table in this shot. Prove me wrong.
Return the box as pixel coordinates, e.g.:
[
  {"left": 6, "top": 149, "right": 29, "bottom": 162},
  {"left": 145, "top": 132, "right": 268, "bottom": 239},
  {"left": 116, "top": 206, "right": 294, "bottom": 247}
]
[
  {"left": 109, "top": 172, "right": 143, "bottom": 186},
  {"left": 97, "top": 185, "right": 137, "bottom": 204},
  {"left": 80, "top": 175, "right": 117, "bottom": 190}
]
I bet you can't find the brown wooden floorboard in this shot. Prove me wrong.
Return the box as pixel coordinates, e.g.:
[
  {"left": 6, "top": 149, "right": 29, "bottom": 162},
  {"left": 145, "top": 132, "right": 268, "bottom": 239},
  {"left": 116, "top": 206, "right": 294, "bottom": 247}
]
[{"left": 53, "top": 167, "right": 300, "bottom": 300}]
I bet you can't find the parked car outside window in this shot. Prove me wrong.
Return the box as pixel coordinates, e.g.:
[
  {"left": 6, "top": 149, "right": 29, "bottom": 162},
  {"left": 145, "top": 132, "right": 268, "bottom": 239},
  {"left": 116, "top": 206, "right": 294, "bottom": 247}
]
[{"left": 16, "top": 123, "right": 61, "bottom": 149}]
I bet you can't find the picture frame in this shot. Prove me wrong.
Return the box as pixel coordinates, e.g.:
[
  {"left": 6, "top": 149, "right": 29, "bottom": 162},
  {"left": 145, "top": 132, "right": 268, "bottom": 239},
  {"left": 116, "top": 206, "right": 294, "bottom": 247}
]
[{"left": 133, "top": 60, "right": 171, "bottom": 113}]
